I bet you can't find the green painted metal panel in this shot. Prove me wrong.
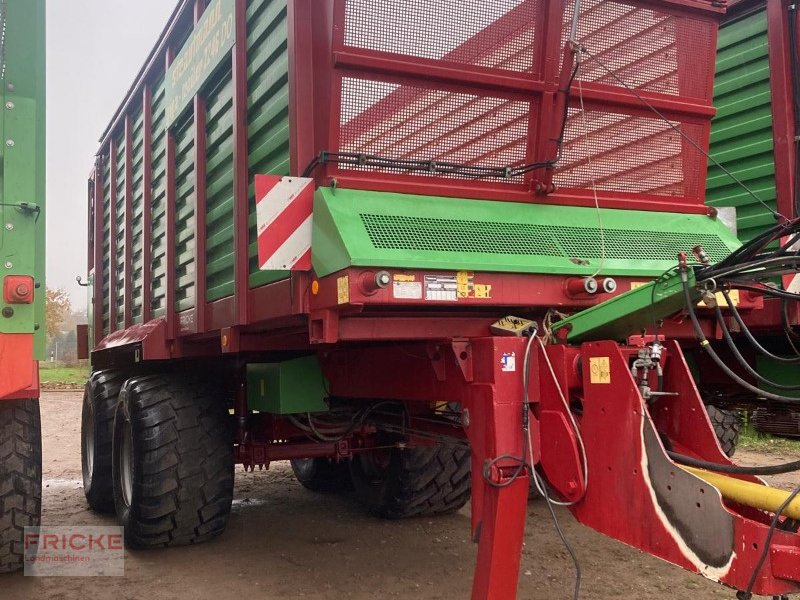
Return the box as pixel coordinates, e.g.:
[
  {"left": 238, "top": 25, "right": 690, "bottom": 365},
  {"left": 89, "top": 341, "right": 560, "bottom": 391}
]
[
  {"left": 114, "top": 133, "right": 126, "bottom": 330},
  {"left": 150, "top": 74, "right": 168, "bottom": 318},
  {"left": 165, "top": 0, "right": 236, "bottom": 126},
  {"left": 0, "top": 0, "right": 46, "bottom": 352},
  {"left": 131, "top": 108, "right": 145, "bottom": 323},
  {"left": 102, "top": 156, "right": 112, "bottom": 334},
  {"left": 756, "top": 355, "right": 800, "bottom": 399},
  {"left": 312, "top": 188, "right": 742, "bottom": 278},
  {"left": 246, "top": 356, "right": 329, "bottom": 414},
  {"left": 707, "top": 8, "right": 777, "bottom": 242},
  {"left": 246, "top": 0, "right": 290, "bottom": 289},
  {"left": 174, "top": 113, "right": 196, "bottom": 313},
  {"left": 205, "top": 65, "right": 235, "bottom": 302}
]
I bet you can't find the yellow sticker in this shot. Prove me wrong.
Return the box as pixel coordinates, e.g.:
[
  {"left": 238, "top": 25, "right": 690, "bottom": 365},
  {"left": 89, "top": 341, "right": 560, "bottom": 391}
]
[
  {"left": 632, "top": 281, "right": 740, "bottom": 308},
  {"left": 337, "top": 276, "right": 350, "bottom": 305},
  {"left": 589, "top": 357, "right": 611, "bottom": 384},
  {"left": 393, "top": 274, "right": 416, "bottom": 282},
  {"left": 474, "top": 284, "right": 492, "bottom": 299},
  {"left": 715, "top": 290, "right": 739, "bottom": 307}
]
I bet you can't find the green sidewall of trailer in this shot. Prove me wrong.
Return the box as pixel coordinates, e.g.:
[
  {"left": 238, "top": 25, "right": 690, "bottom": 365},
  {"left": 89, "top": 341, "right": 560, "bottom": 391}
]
[
  {"left": 0, "top": 0, "right": 46, "bottom": 358},
  {"left": 97, "top": 0, "right": 289, "bottom": 337},
  {"left": 707, "top": 5, "right": 777, "bottom": 243}
]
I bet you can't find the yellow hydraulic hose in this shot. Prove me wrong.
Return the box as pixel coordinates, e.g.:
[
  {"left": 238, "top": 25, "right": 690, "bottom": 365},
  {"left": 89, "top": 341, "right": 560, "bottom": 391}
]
[{"left": 683, "top": 466, "right": 800, "bottom": 520}]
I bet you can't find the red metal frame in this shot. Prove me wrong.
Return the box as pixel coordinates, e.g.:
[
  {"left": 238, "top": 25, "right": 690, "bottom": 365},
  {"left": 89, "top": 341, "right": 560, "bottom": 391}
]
[
  {"left": 283, "top": 0, "right": 721, "bottom": 209},
  {"left": 767, "top": 0, "right": 798, "bottom": 221},
  {"left": 232, "top": 0, "right": 249, "bottom": 327}
]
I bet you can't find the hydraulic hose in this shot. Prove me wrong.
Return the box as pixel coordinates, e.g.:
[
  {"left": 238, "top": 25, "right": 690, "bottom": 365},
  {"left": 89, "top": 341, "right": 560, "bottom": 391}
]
[
  {"left": 715, "top": 304, "right": 800, "bottom": 390},
  {"left": 668, "top": 451, "right": 800, "bottom": 476},
  {"left": 722, "top": 290, "right": 800, "bottom": 364},
  {"left": 680, "top": 267, "right": 800, "bottom": 404}
]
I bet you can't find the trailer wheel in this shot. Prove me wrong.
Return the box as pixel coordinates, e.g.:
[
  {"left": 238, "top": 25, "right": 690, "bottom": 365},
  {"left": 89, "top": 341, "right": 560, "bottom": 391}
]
[
  {"left": 112, "top": 375, "right": 234, "bottom": 548},
  {"left": 349, "top": 443, "right": 470, "bottom": 519},
  {"left": 0, "top": 399, "right": 42, "bottom": 573},
  {"left": 706, "top": 405, "right": 740, "bottom": 458},
  {"left": 291, "top": 458, "right": 352, "bottom": 493},
  {"left": 82, "top": 370, "right": 126, "bottom": 512}
]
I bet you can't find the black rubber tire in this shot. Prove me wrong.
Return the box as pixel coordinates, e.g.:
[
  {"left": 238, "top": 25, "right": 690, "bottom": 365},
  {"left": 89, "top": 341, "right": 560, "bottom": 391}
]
[
  {"left": 291, "top": 458, "right": 353, "bottom": 493},
  {"left": 0, "top": 399, "right": 42, "bottom": 573},
  {"left": 82, "top": 370, "right": 126, "bottom": 513},
  {"left": 112, "top": 375, "right": 234, "bottom": 548},
  {"left": 706, "top": 405, "right": 740, "bottom": 458},
  {"left": 349, "top": 444, "right": 470, "bottom": 519}
]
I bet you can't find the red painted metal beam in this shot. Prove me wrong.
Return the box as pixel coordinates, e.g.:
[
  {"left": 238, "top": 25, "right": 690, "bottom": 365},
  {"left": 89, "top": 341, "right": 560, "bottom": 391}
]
[
  {"left": 123, "top": 115, "right": 134, "bottom": 329},
  {"left": 142, "top": 85, "right": 153, "bottom": 324},
  {"left": 766, "top": 0, "right": 798, "bottom": 221},
  {"left": 232, "top": 0, "right": 249, "bottom": 326}
]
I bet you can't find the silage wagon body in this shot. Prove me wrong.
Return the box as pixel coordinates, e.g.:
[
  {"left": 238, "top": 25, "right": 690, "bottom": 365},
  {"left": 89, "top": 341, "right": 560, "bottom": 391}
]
[{"left": 81, "top": 1, "right": 800, "bottom": 598}]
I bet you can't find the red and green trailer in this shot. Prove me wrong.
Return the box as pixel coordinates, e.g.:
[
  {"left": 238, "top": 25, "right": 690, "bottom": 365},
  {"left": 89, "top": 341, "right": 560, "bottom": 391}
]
[
  {"left": 0, "top": 0, "right": 45, "bottom": 575},
  {"left": 81, "top": 0, "right": 800, "bottom": 598}
]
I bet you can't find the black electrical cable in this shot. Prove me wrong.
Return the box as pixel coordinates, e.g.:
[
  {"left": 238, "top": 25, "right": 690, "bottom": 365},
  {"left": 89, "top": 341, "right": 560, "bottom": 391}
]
[
  {"left": 698, "top": 255, "right": 800, "bottom": 282},
  {"left": 668, "top": 451, "right": 800, "bottom": 476},
  {"left": 729, "top": 282, "right": 800, "bottom": 301},
  {"left": 714, "top": 304, "right": 800, "bottom": 390},
  {"left": 534, "top": 470, "right": 582, "bottom": 600},
  {"left": 739, "top": 481, "right": 800, "bottom": 600},
  {"left": 721, "top": 289, "right": 800, "bottom": 364},
  {"left": 680, "top": 267, "right": 800, "bottom": 404}
]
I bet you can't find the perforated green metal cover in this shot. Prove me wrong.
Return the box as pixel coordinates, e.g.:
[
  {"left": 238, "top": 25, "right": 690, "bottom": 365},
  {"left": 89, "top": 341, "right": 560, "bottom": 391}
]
[{"left": 313, "top": 188, "right": 741, "bottom": 278}]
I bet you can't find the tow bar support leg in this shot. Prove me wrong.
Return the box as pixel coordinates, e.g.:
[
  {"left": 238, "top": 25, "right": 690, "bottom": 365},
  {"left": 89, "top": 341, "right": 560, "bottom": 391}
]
[{"left": 465, "top": 338, "right": 530, "bottom": 600}]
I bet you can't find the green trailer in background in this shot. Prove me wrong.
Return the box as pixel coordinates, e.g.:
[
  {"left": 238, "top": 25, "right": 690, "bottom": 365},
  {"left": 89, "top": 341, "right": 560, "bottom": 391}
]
[
  {"left": 0, "top": 0, "right": 46, "bottom": 573},
  {"left": 707, "top": 0, "right": 800, "bottom": 438}
]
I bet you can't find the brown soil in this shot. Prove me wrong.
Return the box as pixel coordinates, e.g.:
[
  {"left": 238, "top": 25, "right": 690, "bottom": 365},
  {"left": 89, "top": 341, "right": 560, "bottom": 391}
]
[{"left": 2, "top": 391, "right": 796, "bottom": 599}]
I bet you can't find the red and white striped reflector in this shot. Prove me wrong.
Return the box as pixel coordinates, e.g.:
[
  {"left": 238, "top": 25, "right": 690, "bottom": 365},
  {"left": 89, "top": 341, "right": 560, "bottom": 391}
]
[
  {"left": 255, "top": 175, "right": 314, "bottom": 271},
  {"left": 782, "top": 235, "right": 800, "bottom": 293}
]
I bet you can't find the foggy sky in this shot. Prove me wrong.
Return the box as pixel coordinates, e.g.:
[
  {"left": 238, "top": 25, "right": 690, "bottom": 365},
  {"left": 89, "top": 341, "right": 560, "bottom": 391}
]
[{"left": 46, "top": 1, "right": 177, "bottom": 311}]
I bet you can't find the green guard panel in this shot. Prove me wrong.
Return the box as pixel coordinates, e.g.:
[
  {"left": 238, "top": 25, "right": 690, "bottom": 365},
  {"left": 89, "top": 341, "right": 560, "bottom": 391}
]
[
  {"left": 0, "top": 0, "right": 46, "bottom": 358},
  {"left": 312, "top": 188, "right": 741, "bottom": 278},
  {"left": 707, "top": 7, "right": 776, "bottom": 243},
  {"left": 247, "top": 356, "right": 329, "bottom": 415}
]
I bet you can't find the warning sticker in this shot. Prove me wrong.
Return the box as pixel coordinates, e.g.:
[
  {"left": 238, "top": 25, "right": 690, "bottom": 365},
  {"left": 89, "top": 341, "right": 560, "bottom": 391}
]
[
  {"left": 425, "top": 275, "right": 459, "bottom": 302},
  {"left": 589, "top": 357, "right": 611, "bottom": 384},
  {"left": 393, "top": 281, "right": 423, "bottom": 300},
  {"left": 501, "top": 352, "right": 516, "bottom": 372},
  {"left": 337, "top": 276, "right": 350, "bottom": 305},
  {"left": 393, "top": 274, "right": 416, "bottom": 282}
]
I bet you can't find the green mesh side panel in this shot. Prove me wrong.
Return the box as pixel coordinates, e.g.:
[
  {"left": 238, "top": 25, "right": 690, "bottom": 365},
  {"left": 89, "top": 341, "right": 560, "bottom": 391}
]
[
  {"left": 313, "top": 188, "right": 742, "bottom": 278},
  {"left": 360, "top": 215, "right": 734, "bottom": 262}
]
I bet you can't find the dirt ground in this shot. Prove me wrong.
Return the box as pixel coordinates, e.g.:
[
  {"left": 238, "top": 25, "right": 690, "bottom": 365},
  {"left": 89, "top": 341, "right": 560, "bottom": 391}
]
[{"left": 2, "top": 391, "right": 797, "bottom": 600}]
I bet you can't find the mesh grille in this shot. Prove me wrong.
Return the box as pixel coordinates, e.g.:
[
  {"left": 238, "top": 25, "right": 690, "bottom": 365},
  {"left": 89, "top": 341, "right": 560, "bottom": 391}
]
[
  {"left": 360, "top": 213, "right": 732, "bottom": 262},
  {"left": 343, "top": 0, "right": 540, "bottom": 73},
  {"left": 554, "top": 109, "right": 706, "bottom": 197},
  {"left": 564, "top": 0, "right": 714, "bottom": 100},
  {"left": 339, "top": 77, "right": 532, "bottom": 179}
]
